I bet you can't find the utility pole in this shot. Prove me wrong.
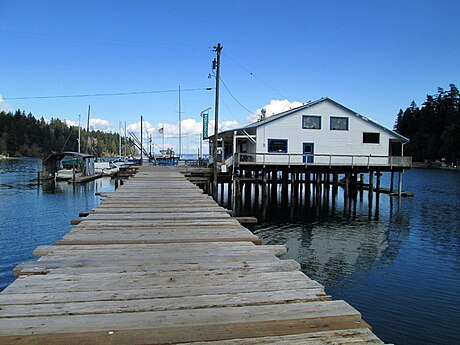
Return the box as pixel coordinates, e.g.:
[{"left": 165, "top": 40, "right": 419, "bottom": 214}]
[
  {"left": 212, "top": 43, "right": 222, "bottom": 201},
  {"left": 178, "top": 85, "right": 182, "bottom": 159}
]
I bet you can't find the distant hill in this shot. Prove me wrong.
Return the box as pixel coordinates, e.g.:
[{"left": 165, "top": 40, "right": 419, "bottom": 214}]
[
  {"left": 0, "top": 110, "right": 134, "bottom": 157},
  {"left": 394, "top": 84, "right": 459, "bottom": 164}
]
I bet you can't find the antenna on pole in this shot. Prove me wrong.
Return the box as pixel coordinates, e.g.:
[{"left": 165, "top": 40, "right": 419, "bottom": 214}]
[{"left": 212, "top": 43, "right": 222, "bottom": 201}]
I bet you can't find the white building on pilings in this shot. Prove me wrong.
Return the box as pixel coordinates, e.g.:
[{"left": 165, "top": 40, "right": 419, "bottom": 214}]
[{"left": 210, "top": 97, "right": 412, "bottom": 200}]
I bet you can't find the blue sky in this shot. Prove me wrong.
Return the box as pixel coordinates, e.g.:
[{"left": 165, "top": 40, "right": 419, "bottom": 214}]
[{"left": 1, "top": 0, "right": 459, "bottom": 154}]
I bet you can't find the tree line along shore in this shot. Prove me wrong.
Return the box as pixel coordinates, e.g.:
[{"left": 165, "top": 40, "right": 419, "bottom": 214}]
[{"left": 1, "top": 84, "right": 458, "bottom": 164}]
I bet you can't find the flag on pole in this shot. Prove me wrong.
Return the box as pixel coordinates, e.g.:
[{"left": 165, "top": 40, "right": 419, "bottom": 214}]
[{"left": 158, "top": 127, "right": 164, "bottom": 135}]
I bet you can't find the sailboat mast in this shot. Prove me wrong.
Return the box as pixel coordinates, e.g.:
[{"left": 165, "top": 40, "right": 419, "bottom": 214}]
[
  {"left": 78, "top": 114, "right": 81, "bottom": 153},
  {"left": 119, "top": 121, "right": 122, "bottom": 157},
  {"left": 86, "top": 105, "right": 91, "bottom": 153},
  {"left": 140, "top": 116, "right": 143, "bottom": 162},
  {"left": 124, "top": 121, "right": 127, "bottom": 158}
]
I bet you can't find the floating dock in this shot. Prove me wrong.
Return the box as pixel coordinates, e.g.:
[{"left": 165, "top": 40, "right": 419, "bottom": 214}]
[{"left": 0, "top": 166, "right": 389, "bottom": 344}]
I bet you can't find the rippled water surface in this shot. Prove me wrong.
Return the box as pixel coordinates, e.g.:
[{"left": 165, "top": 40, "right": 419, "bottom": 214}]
[
  {"left": 0, "top": 158, "right": 115, "bottom": 291},
  {"left": 240, "top": 169, "right": 459, "bottom": 345}
]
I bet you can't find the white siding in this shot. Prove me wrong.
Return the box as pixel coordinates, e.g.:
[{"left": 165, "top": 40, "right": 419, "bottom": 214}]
[{"left": 253, "top": 100, "right": 397, "bottom": 165}]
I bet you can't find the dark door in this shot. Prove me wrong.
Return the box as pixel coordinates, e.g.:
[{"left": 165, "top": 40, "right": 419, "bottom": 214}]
[{"left": 303, "top": 143, "right": 314, "bottom": 163}]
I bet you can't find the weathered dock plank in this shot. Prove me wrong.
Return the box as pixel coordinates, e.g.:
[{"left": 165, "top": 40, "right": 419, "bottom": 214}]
[
  {"left": 0, "top": 166, "right": 387, "bottom": 344},
  {"left": 13, "top": 258, "right": 301, "bottom": 277},
  {"left": 0, "top": 302, "right": 367, "bottom": 344},
  {"left": 179, "top": 328, "right": 385, "bottom": 344}
]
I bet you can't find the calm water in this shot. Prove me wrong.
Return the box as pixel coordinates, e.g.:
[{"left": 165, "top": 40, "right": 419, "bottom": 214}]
[
  {"left": 0, "top": 158, "right": 115, "bottom": 291},
  {"left": 1, "top": 159, "right": 459, "bottom": 344},
  {"left": 238, "top": 169, "right": 460, "bottom": 345}
]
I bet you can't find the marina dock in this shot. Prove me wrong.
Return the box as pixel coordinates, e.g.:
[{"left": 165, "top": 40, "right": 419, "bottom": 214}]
[{"left": 0, "top": 166, "right": 389, "bottom": 344}]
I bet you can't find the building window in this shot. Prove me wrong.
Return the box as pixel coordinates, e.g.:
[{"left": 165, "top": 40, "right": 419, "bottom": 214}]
[
  {"left": 268, "top": 139, "right": 288, "bottom": 153},
  {"left": 330, "top": 116, "right": 349, "bottom": 130},
  {"left": 363, "top": 132, "right": 380, "bottom": 144},
  {"left": 240, "top": 142, "right": 247, "bottom": 153},
  {"left": 302, "top": 115, "right": 321, "bottom": 129}
]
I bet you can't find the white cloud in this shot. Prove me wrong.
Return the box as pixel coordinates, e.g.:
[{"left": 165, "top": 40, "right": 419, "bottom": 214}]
[
  {"left": 0, "top": 95, "right": 12, "bottom": 112},
  {"left": 247, "top": 99, "right": 304, "bottom": 123},
  {"left": 127, "top": 120, "right": 154, "bottom": 134},
  {"left": 64, "top": 117, "right": 114, "bottom": 132},
  {"left": 181, "top": 118, "right": 202, "bottom": 135},
  {"left": 64, "top": 119, "right": 79, "bottom": 127},
  {"left": 89, "top": 118, "right": 112, "bottom": 131},
  {"left": 221, "top": 120, "right": 240, "bottom": 131}
]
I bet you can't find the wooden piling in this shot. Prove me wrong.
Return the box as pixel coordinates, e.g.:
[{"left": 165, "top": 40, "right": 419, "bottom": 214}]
[
  {"left": 390, "top": 171, "right": 395, "bottom": 193},
  {"left": 368, "top": 170, "right": 374, "bottom": 200}
]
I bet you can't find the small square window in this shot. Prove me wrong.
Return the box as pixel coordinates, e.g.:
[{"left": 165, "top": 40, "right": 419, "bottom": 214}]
[
  {"left": 268, "top": 139, "right": 288, "bottom": 153},
  {"left": 302, "top": 115, "right": 321, "bottom": 129},
  {"left": 363, "top": 132, "right": 380, "bottom": 144},
  {"left": 330, "top": 117, "right": 349, "bottom": 130}
]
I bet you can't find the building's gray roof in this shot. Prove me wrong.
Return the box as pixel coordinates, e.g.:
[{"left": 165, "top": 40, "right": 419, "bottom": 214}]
[
  {"left": 44, "top": 151, "right": 95, "bottom": 162},
  {"left": 219, "top": 97, "right": 409, "bottom": 142}
]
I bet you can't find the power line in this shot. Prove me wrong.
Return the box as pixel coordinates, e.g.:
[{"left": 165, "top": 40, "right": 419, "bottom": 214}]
[
  {"left": 219, "top": 76, "right": 258, "bottom": 115},
  {"left": 223, "top": 52, "right": 287, "bottom": 99},
  {"left": 3, "top": 87, "right": 213, "bottom": 100}
]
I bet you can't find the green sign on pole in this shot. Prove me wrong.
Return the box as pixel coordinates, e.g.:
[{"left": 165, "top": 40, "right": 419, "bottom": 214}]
[{"left": 202, "top": 112, "right": 209, "bottom": 138}]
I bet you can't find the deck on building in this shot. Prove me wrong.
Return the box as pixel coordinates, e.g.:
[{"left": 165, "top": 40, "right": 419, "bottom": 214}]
[{"left": 0, "top": 166, "right": 390, "bottom": 344}]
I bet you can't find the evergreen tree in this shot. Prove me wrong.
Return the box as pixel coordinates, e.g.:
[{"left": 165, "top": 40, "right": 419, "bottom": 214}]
[
  {"left": 0, "top": 110, "right": 134, "bottom": 157},
  {"left": 394, "top": 84, "right": 460, "bottom": 164}
]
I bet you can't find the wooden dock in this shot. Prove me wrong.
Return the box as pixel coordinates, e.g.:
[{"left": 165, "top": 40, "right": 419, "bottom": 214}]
[{"left": 0, "top": 166, "right": 389, "bottom": 344}]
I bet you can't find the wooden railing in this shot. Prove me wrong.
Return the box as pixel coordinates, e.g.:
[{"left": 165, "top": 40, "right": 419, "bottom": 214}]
[{"left": 235, "top": 153, "right": 412, "bottom": 168}]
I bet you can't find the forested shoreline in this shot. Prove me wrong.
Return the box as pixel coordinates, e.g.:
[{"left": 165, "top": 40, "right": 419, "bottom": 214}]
[
  {"left": 2, "top": 84, "right": 459, "bottom": 163},
  {"left": 0, "top": 110, "right": 132, "bottom": 157},
  {"left": 394, "top": 84, "right": 459, "bottom": 164}
]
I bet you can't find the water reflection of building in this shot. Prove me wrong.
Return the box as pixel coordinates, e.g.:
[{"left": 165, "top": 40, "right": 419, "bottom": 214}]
[
  {"left": 248, "top": 189, "right": 410, "bottom": 288},
  {"left": 284, "top": 221, "right": 388, "bottom": 285}
]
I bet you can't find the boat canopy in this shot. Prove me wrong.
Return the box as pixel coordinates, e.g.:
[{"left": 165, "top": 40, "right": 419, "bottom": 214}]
[{"left": 42, "top": 152, "right": 96, "bottom": 179}]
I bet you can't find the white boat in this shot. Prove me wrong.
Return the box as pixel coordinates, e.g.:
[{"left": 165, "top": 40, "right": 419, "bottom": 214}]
[
  {"left": 55, "top": 169, "right": 83, "bottom": 181},
  {"left": 94, "top": 161, "right": 120, "bottom": 176}
]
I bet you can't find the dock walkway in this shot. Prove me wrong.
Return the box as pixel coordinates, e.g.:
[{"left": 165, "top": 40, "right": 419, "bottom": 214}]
[{"left": 0, "top": 167, "right": 388, "bottom": 344}]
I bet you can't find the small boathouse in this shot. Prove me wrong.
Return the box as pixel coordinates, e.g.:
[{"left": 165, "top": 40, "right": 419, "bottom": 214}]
[{"left": 41, "top": 152, "right": 97, "bottom": 182}]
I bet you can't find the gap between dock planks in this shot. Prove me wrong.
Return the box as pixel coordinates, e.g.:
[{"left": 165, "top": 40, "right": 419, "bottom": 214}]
[{"left": 0, "top": 166, "right": 388, "bottom": 345}]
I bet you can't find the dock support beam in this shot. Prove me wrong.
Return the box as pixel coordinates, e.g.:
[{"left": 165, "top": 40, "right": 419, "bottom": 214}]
[
  {"left": 398, "top": 170, "right": 403, "bottom": 198},
  {"left": 390, "top": 171, "right": 395, "bottom": 193},
  {"left": 376, "top": 171, "right": 381, "bottom": 194},
  {"left": 368, "top": 171, "right": 374, "bottom": 201}
]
